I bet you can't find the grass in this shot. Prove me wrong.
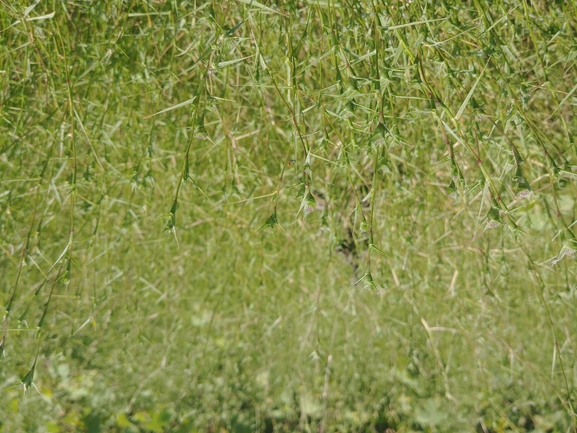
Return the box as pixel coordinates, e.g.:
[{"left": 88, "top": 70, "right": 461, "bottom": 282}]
[{"left": 1, "top": 0, "right": 576, "bottom": 431}]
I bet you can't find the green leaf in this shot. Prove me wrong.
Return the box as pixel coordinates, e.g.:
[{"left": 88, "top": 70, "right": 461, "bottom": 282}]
[
  {"left": 21, "top": 363, "right": 35, "bottom": 390},
  {"left": 512, "top": 167, "right": 531, "bottom": 197},
  {"left": 447, "top": 179, "right": 457, "bottom": 198},
  {"left": 363, "top": 272, "right": 376, "bottom": 291},
  {"left": 415, "top": 398, "right": 448, "bottom": 426},
  {"left": 165, "top": 201, "right": 178, "bottom": 232},
  {"left": 116, "top": 413, "right": 134, "bottom": 428},
  {"left": 485, "top": 206, "right": 502, "bottom": 229},
  {"left": 451, "top": 161, "right": 465, "bottom": 188},
  {"left": 455, "top": 59, "right": 489, "bottom": 120},
  {"left": 59, "top": 259, "right": 71, "bottom": 286},
  {"left": 260, "top": 210, "right": 277, "bottom": 233},
  {"left": 183, "top": 157, "right": 190, "bottom": 182},
  {"left": 195, "top": 113, "right": 208, "bottom": 140},
  {"left": 217, "top": 54, "right": 255, "bottom": 69},
  {"left": 226, "top": 20, "right": 245, "bottom": 36},
  {"left": 295, "top": 183, "right": 306, "bottom": 201},
  {"left": 511, "top": 144, "right": 524, "bottom": 164},
  {"left": 304, "top": 192, "right": 316, "bottom": 214},
  {"left": 299, "top": 191, "right": 316, "bottom": 215},
  {"left": 369, "top": 244, "right": 390, "bottom": 258},
  {"left": 144, "top": 97, "right": 196, "bottom": 119},
  {"left": 236, "top": 0, "right": 280, "bottom": 14}
]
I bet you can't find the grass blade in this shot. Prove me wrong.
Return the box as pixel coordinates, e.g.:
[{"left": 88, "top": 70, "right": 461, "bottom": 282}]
[
  {"left": 144, "top": 97, "right": 196, "bottom": 119},
  {"left": 454, "top": 59, "right": 489, "bottom": 121}
]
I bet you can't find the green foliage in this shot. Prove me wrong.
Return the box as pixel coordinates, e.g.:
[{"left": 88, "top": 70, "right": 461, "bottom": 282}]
[{"left": 1, "top": 0, "right": 577, "bottom": 431}]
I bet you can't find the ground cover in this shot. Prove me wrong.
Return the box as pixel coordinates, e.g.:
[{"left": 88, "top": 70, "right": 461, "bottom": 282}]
[{"left": 1, "top": 0, "right": 576, "bottom": 431}]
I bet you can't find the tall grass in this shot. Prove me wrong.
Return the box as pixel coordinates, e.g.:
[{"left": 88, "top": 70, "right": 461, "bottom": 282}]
[{"left": 1, "top": 0, "right": 576, "bottom": 431}]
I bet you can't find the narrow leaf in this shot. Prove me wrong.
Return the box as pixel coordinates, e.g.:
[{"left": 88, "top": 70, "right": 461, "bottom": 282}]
[
  {"left": 236, "top": 0, "right": 281, "bottom": 14},
  {"left": 455, "top": 59, "right": 489, "bottom": 120},
  {"left": 144, "top": 97, "right": 196, "bottom": 119},
  {"left": 22, "top": 364, "right": 35, "bottom": 390},
  {"left": 217, "top": 55, "right": 255, "bottom": 68}
]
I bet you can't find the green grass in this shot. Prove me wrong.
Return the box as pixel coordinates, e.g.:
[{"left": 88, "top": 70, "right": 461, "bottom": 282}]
[{"left": 1, "top": 0, "right": 576, "bottom": 431}]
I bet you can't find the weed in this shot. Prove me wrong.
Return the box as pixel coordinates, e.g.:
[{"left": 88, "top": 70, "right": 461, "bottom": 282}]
[{"left": 1, "top": 0, "right": 576, "bottom": 431}]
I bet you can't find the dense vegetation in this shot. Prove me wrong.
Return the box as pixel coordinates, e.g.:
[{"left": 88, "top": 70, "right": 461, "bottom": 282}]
[{"left": 1, "top": 0, "right": 576, "bottom": 431}]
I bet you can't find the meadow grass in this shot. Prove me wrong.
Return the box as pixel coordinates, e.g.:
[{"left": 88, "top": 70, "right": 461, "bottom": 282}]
[{"left": 1, "top": 0, "right": 576, "bottom": 431}]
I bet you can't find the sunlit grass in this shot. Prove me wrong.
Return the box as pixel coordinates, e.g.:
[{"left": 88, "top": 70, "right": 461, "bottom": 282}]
[{"left": 1, "top": 0, "right": 576, "bottom": 431}]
